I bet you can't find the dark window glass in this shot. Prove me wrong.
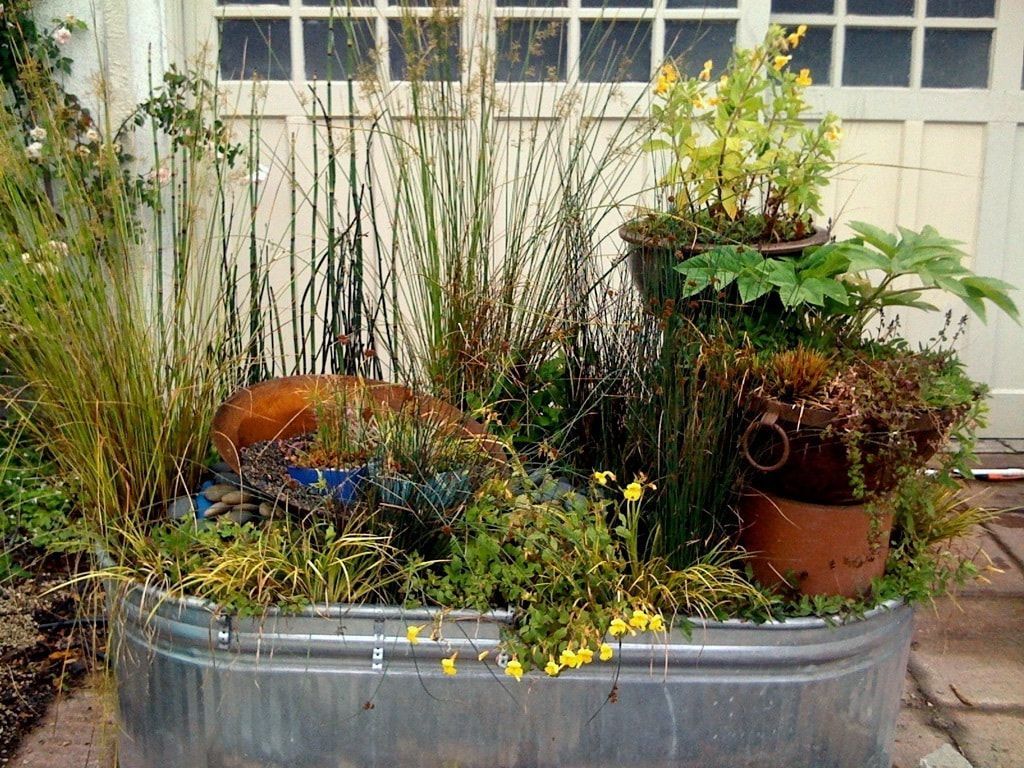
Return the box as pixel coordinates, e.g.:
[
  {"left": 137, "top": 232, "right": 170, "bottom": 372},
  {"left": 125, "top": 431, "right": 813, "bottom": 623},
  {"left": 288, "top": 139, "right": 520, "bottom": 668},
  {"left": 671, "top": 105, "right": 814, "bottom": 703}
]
[
  {"left": 495, "top": 19, "right": 567, "bottom": 81},
  {"left": 847, "top": 0, "right": 913, "bottom": 14},
  {"left": 388, "top": 17, "right": 461, "bottom": 80},
  {"left": 664, "top": 21, "right": 736, "bottom": 77},
  {"left": 667, "top": 0, "right": 737, "bottom": 8},
  {"left": 580, "top": 20, "right": 651, "bottom": 82},
  {"left": 842, "top": 27, "right": 911, "bottom": 86},
  {"left": 496, "top": 0, "right": 566, "bottom": 6},
  {"left": 926, "top": 0, "right": 994, "bottom": 17},
  {"left": 220, "top": 19, "right": 291, "bottom": 81},
  {"left": 922, "top": 29, "right": 991, "bottom": 88},
  {"left": 787, "top": 25, "right": 832, "bottom": 85},
  {"left": 772, "top": 0, "right": 833, "bottom": 13},
  {"left": 303, "top": 18, "right": 375, "bottom": 80},
  {"left": 582, "top": 0, "right": 651, "bottom": 7},
  {"left": 302, "top": 0, "right": 374, "bottom": 6}
]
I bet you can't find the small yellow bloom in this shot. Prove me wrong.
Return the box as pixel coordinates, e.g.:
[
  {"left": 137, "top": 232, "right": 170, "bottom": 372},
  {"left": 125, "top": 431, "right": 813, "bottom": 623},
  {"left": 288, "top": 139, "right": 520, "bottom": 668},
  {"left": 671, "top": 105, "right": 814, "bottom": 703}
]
[
  {"left": 773, "top": 54, "right": 792, "bottom": 72},
  {"left": 441, "top": 653, "right": 458, "bottom": 676},
  {"left": 559, "top": 648, "right": 583, "bottom": 669},
  {"left": 795, "top": 68, "right": 812, "bottom": 87},
  {"left": 406, "top": 625, "right": 425, "bottom": 645},
  {"left": 691, "top": 96, "right": 705, "bottom": 110},
  {"left": 544, "top": 657, "right": 562, "bottom": 676},
  {"left": 577, "top": 647, "right": 595, "bottom": 665},
  {"left": 826, "top": 125, "right": 843, "bottom": 143},
  {"left": 797, "top": 24, "right": 808, "bottom": 36},
  {"left": 477, "top": 649, "right": 490, "bottom": 661},
  {"left": 609, "top": 618, "right": 629, "bottom": 637},
  {"left": 648, "top": 614, "right": 666, "bottom": 632},
  {"left": 719, "top": 74, "right": 729, "bottom": 87},
  {"left": 599, "top": 643, "right": 614, "bottom": 662},
  {"left": 505, "top": 658, "right": 524, "bottom": 682},
  {"left": 628, "top": 610, "right": 650, "bottom": 631},
  {"left": 623, "top": 482, "right": 643, "bottom": 502},
  {"left": 592, "top": 470, "right": 616, "bottom": 486},
  {"left": 698, "top": 59, "right": 713, "bottom": 81},
  {"left": 660, "top": 62, "right": 679, "bottom": 83},
  {"left": 707, "top": 96, "right": 719, "bottom": 107}
]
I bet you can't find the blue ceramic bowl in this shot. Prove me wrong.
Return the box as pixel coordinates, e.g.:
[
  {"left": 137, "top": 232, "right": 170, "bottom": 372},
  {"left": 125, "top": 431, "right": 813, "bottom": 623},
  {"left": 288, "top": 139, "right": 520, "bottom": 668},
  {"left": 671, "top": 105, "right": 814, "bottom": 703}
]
[{"left": 286, "top": 465, "right": 367, "bottom": 504}]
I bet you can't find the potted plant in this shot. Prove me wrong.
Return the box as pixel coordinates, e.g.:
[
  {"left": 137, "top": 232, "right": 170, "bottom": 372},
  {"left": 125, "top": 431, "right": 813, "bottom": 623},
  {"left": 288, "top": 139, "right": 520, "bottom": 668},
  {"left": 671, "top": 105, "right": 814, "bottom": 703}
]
[
  {"left": 211, "top": 375, "right": 502, "bottom": 514},
  {"left": 674, "top": 222, "right": 1019, "bottom": 596},
  {"left": 622, "top": 24, "right": 840, "bottom": 315}
]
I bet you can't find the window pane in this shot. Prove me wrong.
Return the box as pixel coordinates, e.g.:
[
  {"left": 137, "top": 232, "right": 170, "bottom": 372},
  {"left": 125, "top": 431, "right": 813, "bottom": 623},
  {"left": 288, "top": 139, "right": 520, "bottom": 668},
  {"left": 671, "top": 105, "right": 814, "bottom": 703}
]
[
  {"left": 219, "top": 0, "right": 287, "bottom": 4},
  {"left": 389, "top": 0, "right": 460, "bottom": 5},
  {"left": 772, "top": 0, "right": 833, "bottom": 12},
  {"left": 666, "top": 0, "right": 737, "bottom": 8},
  {"left": 842, "top": 27, "right": 911, "bottom": 86},
  {"left": 787, "top": 25, "right": 832, "bottom": 85},
  {"left": 220, "top": 19, "right": 291, "bottom": 81},
  {"left": 495, "top": 19, "right": 567, "bottom": 81},
  {"left": 580, "top": 20, "right": 651, "bottom": 82},
  {"left": 582, "top": 0, "right": 651, "bottom": 8},
  {"left": 302, "top": 0, "right": 374, "bottom": 6},
  {"left": 926, "top": 0, "right": 994, "bottom": 17},
  {"left": 922, "top": 29, "right": 991, "bottom": 88},
  {"left": 664, "top": 21, "right": 736, "bottom": 77},
  {"left": 847, "top": 0, "right": 913, "bottom": 14},
  {"left": 497, "top": 0, "right": 566, "bottom": 6},
  {"left": 304, "top": 19, "right": 375, "bottom": 79},
  {"left": 388, "top": 18, "right": 460, "bottom": 80}
]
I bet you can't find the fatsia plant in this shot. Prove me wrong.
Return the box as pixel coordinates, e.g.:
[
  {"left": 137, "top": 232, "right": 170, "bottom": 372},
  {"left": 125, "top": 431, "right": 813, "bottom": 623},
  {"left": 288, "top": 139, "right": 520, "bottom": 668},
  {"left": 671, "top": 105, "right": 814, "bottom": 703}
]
[{"left": 674, "top": 222, "right": 1019, "bottom": 346}]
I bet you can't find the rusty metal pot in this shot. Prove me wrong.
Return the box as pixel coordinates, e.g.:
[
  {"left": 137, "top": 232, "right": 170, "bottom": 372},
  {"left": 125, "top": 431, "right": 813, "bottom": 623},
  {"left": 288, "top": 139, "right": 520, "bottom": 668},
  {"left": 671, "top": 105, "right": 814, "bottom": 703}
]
[{"left": 739, "top": 394, "right": 949, "bottom": 505}]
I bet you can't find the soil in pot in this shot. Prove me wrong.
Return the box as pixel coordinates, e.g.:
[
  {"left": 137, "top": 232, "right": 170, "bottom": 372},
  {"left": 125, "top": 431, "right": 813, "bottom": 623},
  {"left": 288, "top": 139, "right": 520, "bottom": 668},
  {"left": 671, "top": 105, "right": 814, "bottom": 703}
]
[{"left": 738, "top": 489, "right": 893, "bottom": 599}]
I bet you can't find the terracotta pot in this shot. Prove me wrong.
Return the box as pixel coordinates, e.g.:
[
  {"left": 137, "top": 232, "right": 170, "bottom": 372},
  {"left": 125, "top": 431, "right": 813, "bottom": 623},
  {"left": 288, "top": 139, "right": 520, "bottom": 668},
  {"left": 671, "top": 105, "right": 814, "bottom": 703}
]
[
  {"left": 738, "top": 489, "right": 893, "bottom": 599},
  {"left": 618, "top": 223, "right": 829, "bottom": 315},
  {"left": 740, "top": 394, "right": 950, "bottom": 505},
  {"left": 211, "top": 375, "right": 501, "bottom": 473}
]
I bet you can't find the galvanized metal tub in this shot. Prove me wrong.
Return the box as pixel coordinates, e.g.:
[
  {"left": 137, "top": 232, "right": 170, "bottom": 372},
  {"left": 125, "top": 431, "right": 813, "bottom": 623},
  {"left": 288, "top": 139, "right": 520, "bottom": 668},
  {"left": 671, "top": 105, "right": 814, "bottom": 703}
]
[{"left": 112, "top": 585, "right": 912, "bottom": 768}]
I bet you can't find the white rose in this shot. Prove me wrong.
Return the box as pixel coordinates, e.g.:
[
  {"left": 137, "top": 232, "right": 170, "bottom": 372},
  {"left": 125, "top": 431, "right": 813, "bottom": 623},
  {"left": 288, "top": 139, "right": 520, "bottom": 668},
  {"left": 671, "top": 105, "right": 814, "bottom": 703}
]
[
  {"left": 25, "top": 141, "right": 43, "bottom": 160},
  {"left": 52, "top": 27, "right": 72, "bottom": 45},
  {"left": 84, "top": 127, "right": 100, "bottom": 144},
  {"left": 29, "top": 126, "right": 47, "bottom": 141}
]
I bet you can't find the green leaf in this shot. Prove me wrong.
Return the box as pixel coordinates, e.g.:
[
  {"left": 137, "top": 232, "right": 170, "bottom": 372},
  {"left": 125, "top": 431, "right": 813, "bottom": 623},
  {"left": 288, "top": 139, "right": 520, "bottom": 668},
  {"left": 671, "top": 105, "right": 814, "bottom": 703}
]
[
  {"left": 962, "top": 276, "right": 1020, "bottom": 322},
  {"left": 848, "top": 221, "right": 898, "bottom": 256},
  {"left": 640, "top": 139, "right": 673, "bottom": 153}
]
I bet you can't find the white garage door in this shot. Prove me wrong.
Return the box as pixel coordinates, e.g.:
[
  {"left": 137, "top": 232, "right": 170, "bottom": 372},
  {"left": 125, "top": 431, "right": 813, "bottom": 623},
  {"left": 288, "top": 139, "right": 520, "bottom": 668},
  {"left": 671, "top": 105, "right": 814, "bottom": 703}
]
[{"left": 186, "top": 0, "right": 1024, "bottom": 435}]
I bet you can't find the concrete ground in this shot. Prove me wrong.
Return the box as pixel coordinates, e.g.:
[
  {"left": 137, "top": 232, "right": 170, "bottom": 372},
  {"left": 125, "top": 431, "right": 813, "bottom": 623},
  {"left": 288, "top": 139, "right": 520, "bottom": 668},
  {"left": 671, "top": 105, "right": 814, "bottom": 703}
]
[{"left": 7, "top": 442, "right": 1024, "bottom": 768}]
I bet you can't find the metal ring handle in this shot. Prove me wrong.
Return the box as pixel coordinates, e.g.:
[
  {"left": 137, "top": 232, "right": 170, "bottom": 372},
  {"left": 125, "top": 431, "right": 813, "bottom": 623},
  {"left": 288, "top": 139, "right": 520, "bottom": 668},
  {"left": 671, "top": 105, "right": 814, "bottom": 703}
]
[{"left": 740, "top": 412, "right": 791, "bottom": 473}]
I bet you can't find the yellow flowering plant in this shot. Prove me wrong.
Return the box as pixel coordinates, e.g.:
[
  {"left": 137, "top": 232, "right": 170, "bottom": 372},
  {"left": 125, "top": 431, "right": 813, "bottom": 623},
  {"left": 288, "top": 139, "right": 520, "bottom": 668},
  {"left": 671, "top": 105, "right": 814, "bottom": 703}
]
[{"left": 635, "top": 25, "right": 841, "bottom": 247}]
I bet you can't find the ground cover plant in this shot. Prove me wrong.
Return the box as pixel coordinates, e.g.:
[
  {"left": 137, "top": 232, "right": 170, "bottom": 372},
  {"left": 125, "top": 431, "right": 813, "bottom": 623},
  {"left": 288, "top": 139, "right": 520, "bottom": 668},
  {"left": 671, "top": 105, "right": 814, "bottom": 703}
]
[{"left": 0, "top": 4, "right": 1015, "bottom": 695}]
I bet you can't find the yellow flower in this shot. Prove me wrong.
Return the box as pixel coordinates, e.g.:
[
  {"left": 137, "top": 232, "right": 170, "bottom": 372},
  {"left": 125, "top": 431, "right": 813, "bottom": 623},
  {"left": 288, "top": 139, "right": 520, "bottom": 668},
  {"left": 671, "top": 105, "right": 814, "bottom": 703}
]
[
  {"left": 599, "top": 643, "right": 614, "bottom": 662},
  {"left": 505, "top": 658, "right": 523, "bottom": 682},
  {"left": 653, "top": 62, "right": 679, "bottom": 95},
  {"left": 628, "top": 610, "right": 650, "bottom": 631},
  {"left": 707, "top": 96, "right": 719, "bottom": 107},
  {"left": 577, "top": 647, "right": 594, "bottom": 665},
  {"left": 406, "top": 625, "right": 425, "bottom": 645},
  {"left": 698, "top": 59, "right": 713, "bottom": 81},
  {"left": 592, "top": 470, "right": 616, "bottom": 486},
  {"left": 441, "top": 653, "right": 458, "bottom": 676},
  {"left": 786, "top": 24, "right": 808, "bottom": 48},
  {"left": 826, "top": 124, "right": 843, "bottom": 143},
  {"left": 773, "top": 54, "right": 792, "bottom": 71},
  {"left": 559, "top": 648, "right": 583, "bottom": 669},
  {"left": 795, "top": 68, "right": 812, "bottom": 87},
  {"left": 648, "top": 614, "right": 666, "bottom": 632},
  {"left": 544, "top": 657, "right": 562, "bottom": 676},
  {"left": 477, "top": 649, "right": 490, "bottom": 661},
  {"left": 719, "top": 74, "right": 729, "bottom": 88},
  {"left": 691, "top": 96, "right": 705, "bottom": 110},
  {"left": 623, "top": 482, "right": 643, "bottom": 502},
  {"left": 609, "top": 618, "right": 629, "bottom": 637}
]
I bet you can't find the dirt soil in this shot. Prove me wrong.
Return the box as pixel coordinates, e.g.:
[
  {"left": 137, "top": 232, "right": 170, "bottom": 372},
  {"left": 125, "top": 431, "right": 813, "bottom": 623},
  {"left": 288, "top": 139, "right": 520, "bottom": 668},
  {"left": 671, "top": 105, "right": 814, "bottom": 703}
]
[{"left": 0, "top": 575, "right": 96, "bottom": 765}]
